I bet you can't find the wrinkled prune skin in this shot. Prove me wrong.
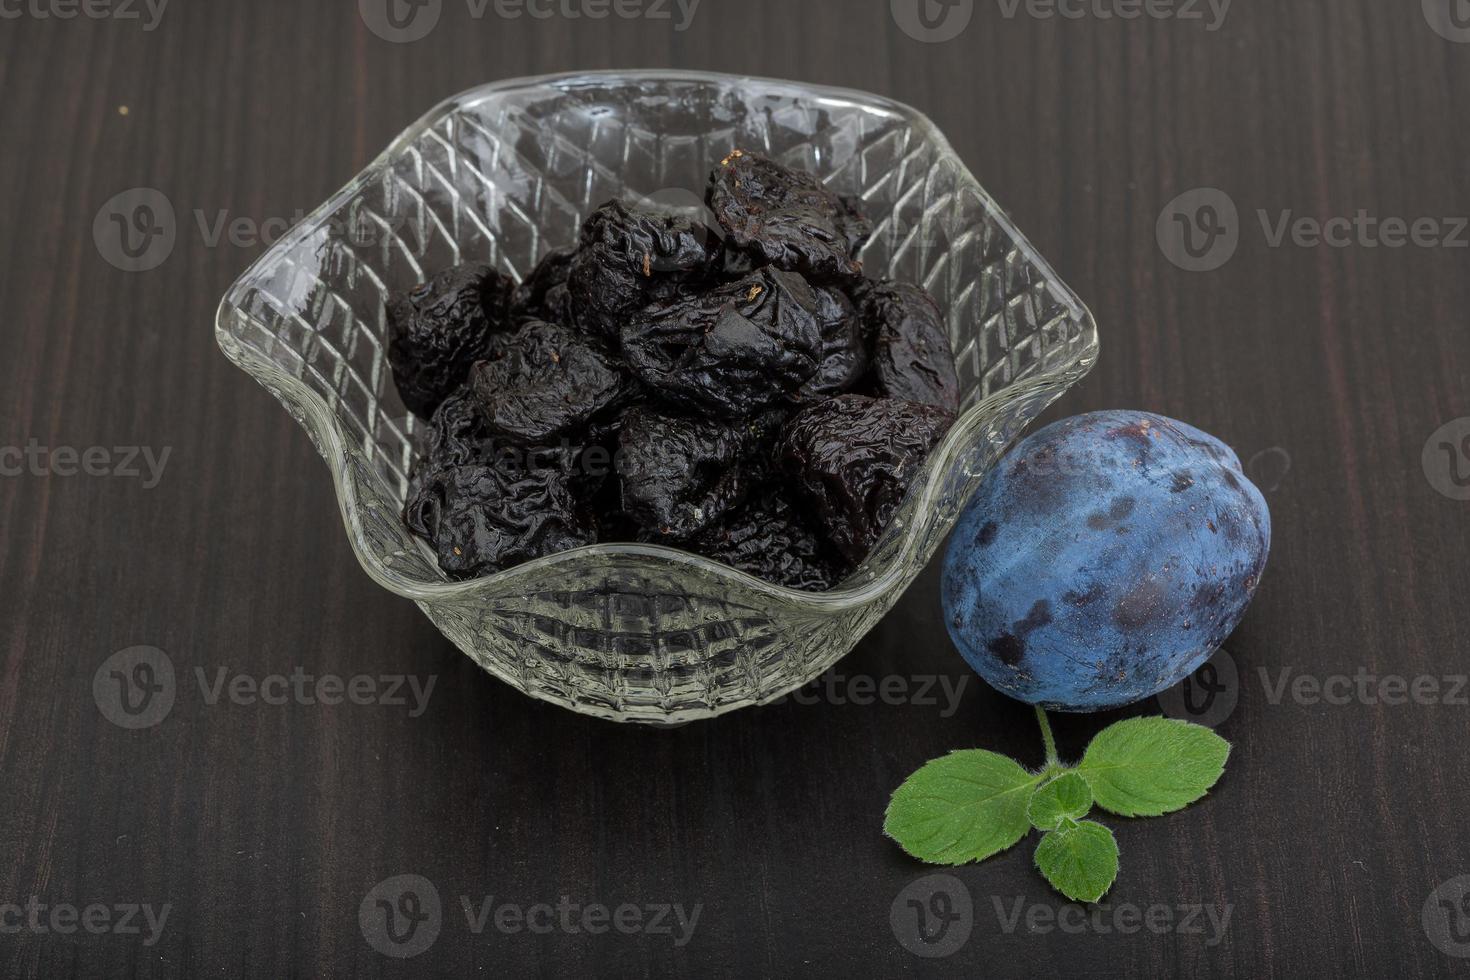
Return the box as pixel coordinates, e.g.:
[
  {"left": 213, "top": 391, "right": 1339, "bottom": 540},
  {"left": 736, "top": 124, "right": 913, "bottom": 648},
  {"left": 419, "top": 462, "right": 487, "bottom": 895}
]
[
  {"left": 617, "top": 407, "right": 784, "bottom": 539},
  {"left": 687, "top": 491, "right": 850, "bottom": 592},
  {"left": 403, "top": 388, "right": 595, "bottom": 580},
  {"left": 388, "top": 263, "right": 513, "bottom": 419},
  {"left": 792, "top": 285, "right": 869, "bottom": 402},
  {"left": 863, "top": 280, "right": 961, "bottom": 415},
  {"left": 621, "top": 268, "right": 822, "bottom": 417},
  {"left": 567, "top": 200, "right": 716, "bottom": 337},
  {"left": 404, "top": 452, "right": 596, "bottom": 580},
  {"left": 470, "top": 320, "right": 631, "bottom": 444},
  {"left": 409, "top": 385, "right": 494, "bottom": 479},
  {"left": 707, "top": 151, "right": 872, "bottom": 282},
  {"left": 942, "top": 412, "right": 1271, "bottom": 712},
  {"left": 406, "top": 384, "right": 580, "bottom": 507},
  {"left": 781, "top": 394, "right": 954, "bottom": 563},
  {"left": 511, "top": 247, "right": 575, "bottom": 325}
]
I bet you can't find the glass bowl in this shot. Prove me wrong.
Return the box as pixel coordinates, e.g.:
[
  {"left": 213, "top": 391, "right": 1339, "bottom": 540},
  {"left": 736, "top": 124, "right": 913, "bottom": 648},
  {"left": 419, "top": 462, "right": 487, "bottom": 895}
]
[{"left": 215, "top": 70, "right": 1098, "bottom": 725}]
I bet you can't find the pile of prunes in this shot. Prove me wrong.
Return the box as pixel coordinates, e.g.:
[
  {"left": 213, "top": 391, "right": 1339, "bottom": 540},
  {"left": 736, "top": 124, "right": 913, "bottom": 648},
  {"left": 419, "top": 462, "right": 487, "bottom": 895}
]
[{"left": 389, "top": 151, "right": 960, "bottom": 591}]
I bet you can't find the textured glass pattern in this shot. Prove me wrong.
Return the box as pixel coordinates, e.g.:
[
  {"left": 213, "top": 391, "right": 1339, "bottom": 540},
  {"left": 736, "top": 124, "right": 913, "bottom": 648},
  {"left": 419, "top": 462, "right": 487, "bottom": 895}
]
[{"left": 216, "top": 71, "right": 1098, "bottom": 724}]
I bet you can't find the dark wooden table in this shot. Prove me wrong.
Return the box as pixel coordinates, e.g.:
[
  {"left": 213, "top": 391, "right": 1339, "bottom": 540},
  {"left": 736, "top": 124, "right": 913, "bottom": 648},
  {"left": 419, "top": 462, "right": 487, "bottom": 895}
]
[{"left": 4, "top": 1, "right": 1469, "bottom": 976}]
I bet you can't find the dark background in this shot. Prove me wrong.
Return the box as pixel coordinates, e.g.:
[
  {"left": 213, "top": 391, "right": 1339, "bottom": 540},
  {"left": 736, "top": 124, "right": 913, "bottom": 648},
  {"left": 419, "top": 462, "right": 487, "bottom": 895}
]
[{"left": 3, "top": 0, "right": 1469, "bottom": 976}]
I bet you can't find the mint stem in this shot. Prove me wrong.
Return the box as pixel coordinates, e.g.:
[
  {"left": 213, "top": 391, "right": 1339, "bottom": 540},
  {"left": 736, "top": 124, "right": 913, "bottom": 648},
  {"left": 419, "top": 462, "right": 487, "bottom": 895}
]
[{"left": 1035, "top": 705, "right": 1060, "bottom": 770}]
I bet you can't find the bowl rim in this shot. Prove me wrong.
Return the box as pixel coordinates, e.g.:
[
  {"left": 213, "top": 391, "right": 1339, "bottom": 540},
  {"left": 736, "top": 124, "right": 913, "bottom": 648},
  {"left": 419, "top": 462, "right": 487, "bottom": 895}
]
[{"left": 215, "top": 68, "right": 1099, "bottom": 611}]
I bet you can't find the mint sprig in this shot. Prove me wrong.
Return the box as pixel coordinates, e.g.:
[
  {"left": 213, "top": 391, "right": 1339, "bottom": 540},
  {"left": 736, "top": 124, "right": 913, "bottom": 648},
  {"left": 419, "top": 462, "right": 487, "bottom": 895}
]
[{"left": 885, "top": 706, "right": 1229, "bottom": 903}]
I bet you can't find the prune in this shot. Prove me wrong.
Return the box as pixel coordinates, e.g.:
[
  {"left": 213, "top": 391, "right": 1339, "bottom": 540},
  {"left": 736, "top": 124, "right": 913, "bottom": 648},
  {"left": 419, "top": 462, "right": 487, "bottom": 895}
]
[
  {"left": 510, "top": 247, "right": 575, "bottom": 325},
  {"left": 567, "top": 200, "right": 716, "bottom": 337},
  {"left": 862, "top": 280, "right": 961, "bottom": 415},
  {"left": 617, "top": 407, "right": 784, "bottom": 539},
  {"left": 403, "top": 387, "right": 597, "bottom": 580},
  {"left": 387, "top": 263, "right": 513, "bottom": 419},
  {"left": 687, "top": 491, "right": 850, "bottom": 592},
  {"left": 408, "top": 385, "right": 561, "bottom": 496},
  {"left": 942, "top": 411, "right": 1271, "bottom": 712},
  {"left": 409, "top": 385, "right": 495, "bottom": 478},
  {"left": 404, "top": 452, "right": 595, "bottom": 580},
  {"left": 469, "top": 320, "right": 631, "bottom": 444},
  {"left": 780, "top": 394, "right": 954, "bottom": 563},
  {"left": 621, "top": 268, "right": 822, "bottom": 417},
  {"left": 707, "top": 151, "right": 872, "bottom": 282},
  {"left": 792, "top": 285, "right": 869, "bottom": 402}
]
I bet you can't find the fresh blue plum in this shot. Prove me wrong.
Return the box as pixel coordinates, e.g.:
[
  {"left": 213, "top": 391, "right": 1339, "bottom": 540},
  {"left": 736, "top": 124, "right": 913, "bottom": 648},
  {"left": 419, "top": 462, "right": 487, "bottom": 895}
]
[{"left": 942, "top": 411, "right": 1271, "bottom": 712}]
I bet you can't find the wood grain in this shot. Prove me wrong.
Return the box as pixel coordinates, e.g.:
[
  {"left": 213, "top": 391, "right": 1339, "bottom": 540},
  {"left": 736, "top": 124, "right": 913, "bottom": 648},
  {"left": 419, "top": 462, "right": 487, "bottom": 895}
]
[{"left": 1, "top": 0, "right": 1468, "bottom": 976}]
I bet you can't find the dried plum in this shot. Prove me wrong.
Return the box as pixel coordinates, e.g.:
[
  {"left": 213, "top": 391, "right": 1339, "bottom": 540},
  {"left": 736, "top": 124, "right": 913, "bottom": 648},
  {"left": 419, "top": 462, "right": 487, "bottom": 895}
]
[
  {"left": 409, "top": 385, "right": 494, "bottom": 478},
  {"left": 469, "top": 320, "right": 631, "bottom": 444},
  {"left": 621, "top": 268, "right": 822, "bottom": 417},
  {"left": 792, "top": 285, "right": 869, "bottom": 402},
  {"left": 403, "top": 387, "right": 595, "bottom": 579},
  {"left": 404, "top": 451, "right": 595, "bottom": 580},
  {"left": 387, "top": 263, "right": 513, "bottom": 419},
  {"left": 687, "top": 491, "right": 850, "bottom": 592},
  {"left": 567, "top": 200, "right": 716, "bottom": 337},
  {"left": 617, "top": 407, "right": 784, "bottom": 539},
  {"left": 863, "top": 280, "right": 961, "bottom": 415},
  {"left": 780, "top": 394, "right": 954, "bottom": 563},
  {"left": 707, "top": 151, "right": 872, "bottom": 282}
]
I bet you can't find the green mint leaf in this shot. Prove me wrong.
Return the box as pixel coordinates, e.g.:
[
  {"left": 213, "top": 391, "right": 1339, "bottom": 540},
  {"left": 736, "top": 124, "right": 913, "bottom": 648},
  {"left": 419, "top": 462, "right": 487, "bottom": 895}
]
[
  {"left": 1076, "top": 716, "right": 1231, "bottom": 817},
  {"left": 1034, "top": 820, "right": 1119, "bottom": 903},
  {"left": 884, "top": 750, "right": 1042, "bottom": 865},
  {"left": 1027, "top": 772, "right": 1094, "bottom": 831}
]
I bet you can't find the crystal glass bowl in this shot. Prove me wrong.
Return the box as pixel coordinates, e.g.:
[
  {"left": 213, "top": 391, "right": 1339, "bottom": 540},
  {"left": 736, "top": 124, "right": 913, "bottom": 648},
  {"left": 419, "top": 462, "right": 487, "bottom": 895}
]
[{"left": 215, "top": 70, "right": 1098, "bottom": 724}]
